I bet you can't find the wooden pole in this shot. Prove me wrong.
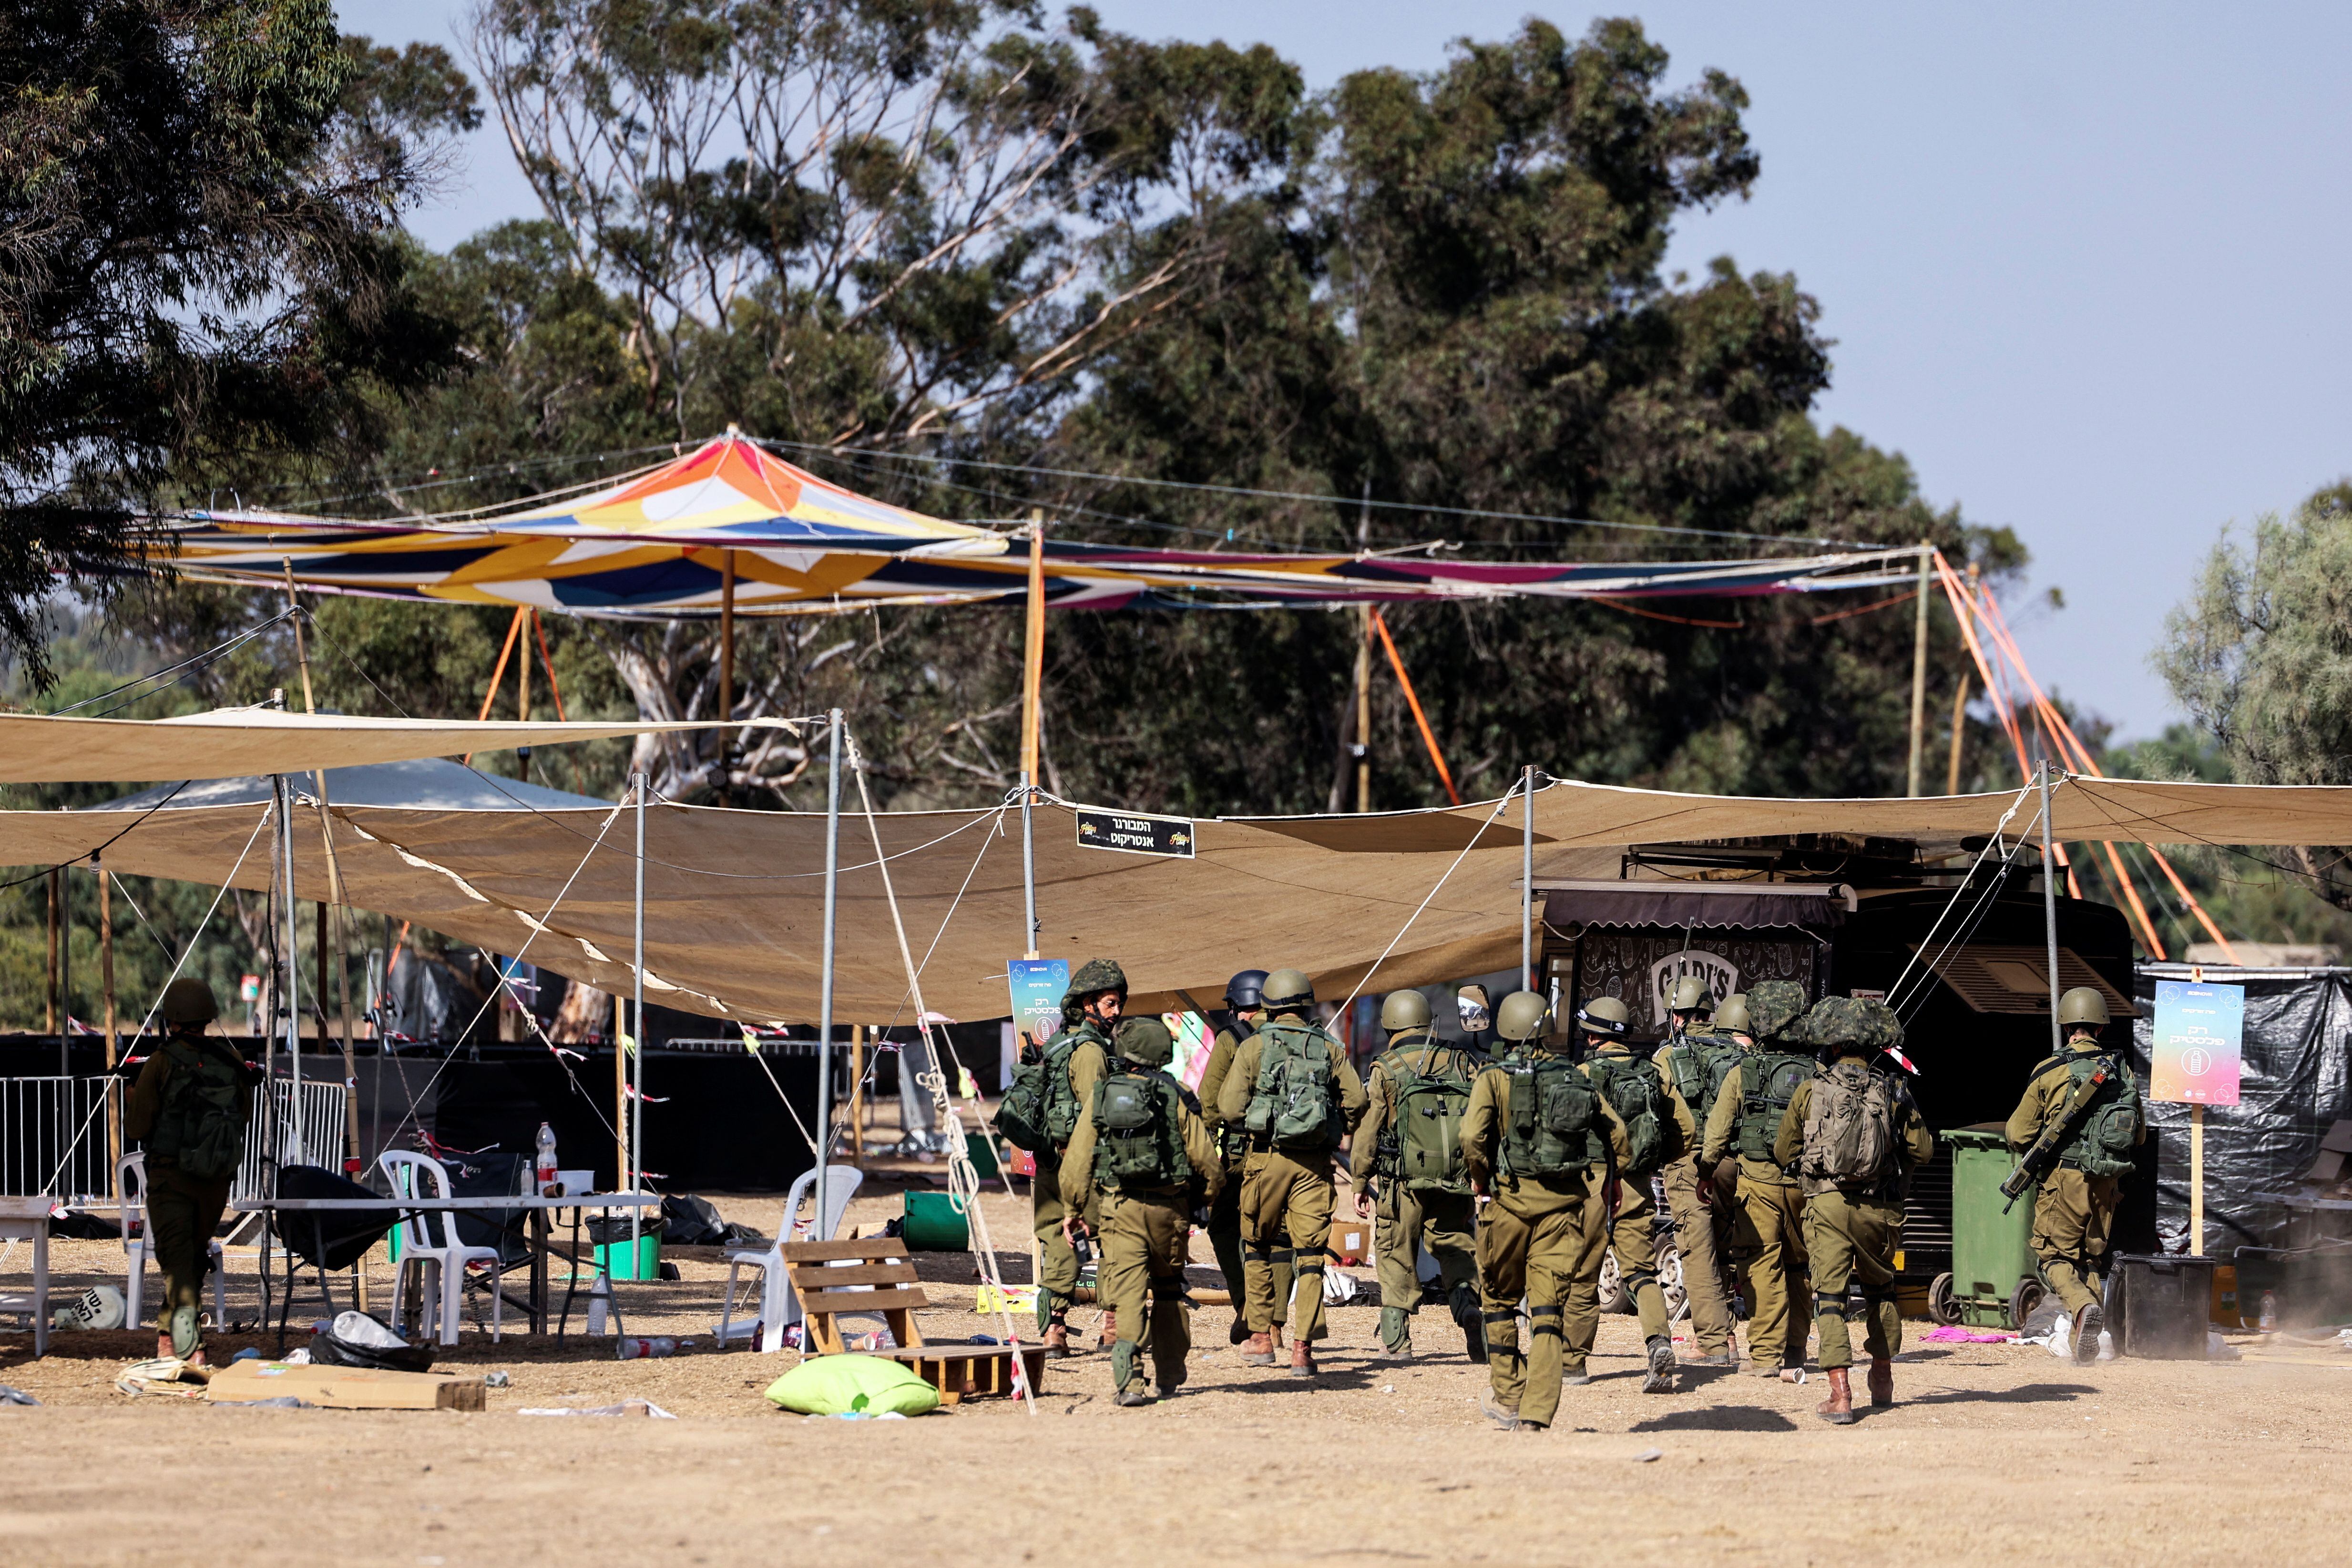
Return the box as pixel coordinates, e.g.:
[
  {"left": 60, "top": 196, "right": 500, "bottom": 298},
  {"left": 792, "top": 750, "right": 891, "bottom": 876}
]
[
  {"left": 718, "top": 550, "right": 736, "bottom": 723},
  {"left": 2190, "top": 1103, "right": 2206, "bottom": 1257},
  {"left": 1944, "top": 668, "right": 1971, "bottom": 795},
  {"left": 1354, "top": 605, "right": 1373, "bottom": 813},
  {"left": 849, "top": 1024, "right": 866, "bottom": 1165},
  {"left": 517, "top": 605, "right": 532, "bottom": 783},
  {"left": 1906, "top": 543, "right": 1933, "bottom": 797},
  {"left": 99, "top": 856, "right": 118, "bottom": 1190}
]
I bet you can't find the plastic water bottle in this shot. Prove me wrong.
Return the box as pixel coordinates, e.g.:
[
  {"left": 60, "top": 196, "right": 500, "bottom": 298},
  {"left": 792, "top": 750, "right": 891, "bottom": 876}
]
[
  {"left": 615, "top": 1336, "right": 676, "bottom": 1360},
  {"left": 535, "top": 1122, "right": 559, "bottom": 1196},
  {"left": 2259, "top": 1290, "right": 2279, "bottom": 1332}
]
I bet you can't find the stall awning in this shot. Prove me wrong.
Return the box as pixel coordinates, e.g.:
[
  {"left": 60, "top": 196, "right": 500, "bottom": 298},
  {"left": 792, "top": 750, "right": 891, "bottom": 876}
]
[
  {"left": 1539, "top": 879, "right": 1856, "bottom": 930},
  {"left": 1914, "top": 944, "right": 2136, "bottom": 1017}
]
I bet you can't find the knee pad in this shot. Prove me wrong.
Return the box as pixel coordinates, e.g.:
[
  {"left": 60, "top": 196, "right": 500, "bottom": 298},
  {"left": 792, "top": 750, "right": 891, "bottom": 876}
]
[
  {"left": 1295, "top": 1259, "right": 1325, "bottom": 1276},
  {"left": 1529, "top": 1305, "right": 1563, "bottom": 1338},
  {"left": 1271, "top": 1246, "right": 1296, "bottom": 1265},
  {"left": 1243, "top": 1242, "right": 1274, "bottom": 1263},
  {"left": 1622, "top": 1270, "right": 1658, "bottom": 1295}
]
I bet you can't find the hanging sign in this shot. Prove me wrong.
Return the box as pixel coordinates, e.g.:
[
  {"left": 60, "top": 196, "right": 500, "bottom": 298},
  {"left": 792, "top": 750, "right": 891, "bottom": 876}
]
[
  {"left": 1007, "top": 958, "right": 1070, "bottom": 1051},
  {"left": 1074, "top": 808, "right": 1195, "bottom": 858},
  {"left": 2149, "top": 978, "right": 2244, "bottom": 1105}
]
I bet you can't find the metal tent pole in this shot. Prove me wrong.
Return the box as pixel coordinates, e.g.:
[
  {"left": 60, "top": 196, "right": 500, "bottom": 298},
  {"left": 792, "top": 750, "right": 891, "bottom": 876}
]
[
  {"left": 1907, "top": 543, "right": 1933, "bottom": 797},
  {"left": 280, "top": 773, "right": 303, "bottom": 1163},
  {"left": 2039, "top": 761, "right": 2061, "bottom": 1056},
  {"left": 632, "top": 771, "right": 647, "bottom": 1242},
  {"left": 815, "top": 711, "right": 843, "bottom": 1235},
  {"left": 1521, "top": 766, "right": 1536, "bottom": 992}
]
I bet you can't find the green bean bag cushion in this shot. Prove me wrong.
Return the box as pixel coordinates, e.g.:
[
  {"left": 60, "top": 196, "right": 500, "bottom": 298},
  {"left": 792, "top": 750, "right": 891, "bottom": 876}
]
[{"left": 763, "top": 1353, "right": 941, "bottom": 1416}]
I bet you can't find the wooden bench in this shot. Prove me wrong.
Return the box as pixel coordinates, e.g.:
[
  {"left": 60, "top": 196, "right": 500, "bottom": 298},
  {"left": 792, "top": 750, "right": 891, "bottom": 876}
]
[{"left": 780, "top": 1237, "right": 1045, "bottom": 1405}]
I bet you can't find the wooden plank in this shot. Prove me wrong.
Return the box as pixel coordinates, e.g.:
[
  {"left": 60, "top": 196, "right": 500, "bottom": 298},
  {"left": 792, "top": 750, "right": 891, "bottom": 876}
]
[
  {"left": 782, "top": 1237, "right": 910, "bottom": 1263},
  {"left": 799, "top": 1285, "right": 929, "bottom": 1315},
  {"left": 205, "top": 1362, "right": 487, "bottom": 1412},
  {"left": 779, "top": 1262, "right": 917, "bottom": 1289}
]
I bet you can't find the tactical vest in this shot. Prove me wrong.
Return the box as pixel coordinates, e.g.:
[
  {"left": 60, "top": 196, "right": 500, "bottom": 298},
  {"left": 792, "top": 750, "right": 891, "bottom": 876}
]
[
  {"left": 1090, "top": 1067, "right": 1193, "bottom": 1191},
  {"left": 1244, "top": 1019, "right": 1341, "bottom": 1153},
  {"left": 992, "top": 1020, "right": 1105, "bottom": 1152},
  {"left": 1798, "top": 1059, "right": 1903, "bottom": 1196},
  {"left": 2038, "top": 1050, "right": 2141, "bottom": 1179},
  {"left": 1382, "top": 1040, "right": 1474, "bottom": 1192},
  {"left": 1584, "top": 1050, "right": 1669, "bottom": 1175},
  {"left": 1499, "top": 1056, "right": 1605, "bottom": 1180},
  {"left": 1662, "top": 1029, "right": 1746, "bottom": 1123},
  {"left": 144, "top": 1037, "right": 251, "bottom": 1180},
  {"left": 1734, "top": 1049, "right": 1819, "bottom": 1163}
]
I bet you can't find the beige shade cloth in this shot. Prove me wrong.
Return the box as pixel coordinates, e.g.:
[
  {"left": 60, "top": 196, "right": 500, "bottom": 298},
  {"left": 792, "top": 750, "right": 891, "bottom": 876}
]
[
  {"left": 8, "top": 771, "right": 2348, "bottom": 1025},
  {"left": 0, "top": 708, "right": 790, "bottom": 783}
]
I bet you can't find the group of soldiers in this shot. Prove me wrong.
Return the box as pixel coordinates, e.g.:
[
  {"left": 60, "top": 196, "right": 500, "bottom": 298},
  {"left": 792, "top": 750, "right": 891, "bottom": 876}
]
[{"left": 999, "top": 957, "right": 2146, "bottom": 1429}]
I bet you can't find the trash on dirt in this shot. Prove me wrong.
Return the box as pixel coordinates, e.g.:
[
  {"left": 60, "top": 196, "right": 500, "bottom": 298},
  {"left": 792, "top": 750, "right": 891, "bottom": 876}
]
[
  {"left": 0, "top": 1385, "right": 38, "bottom": 1406},
  {"left": 1632, "top": 1449, "right": 1663, "bottom": 1463},
  {"left": 52, "top": 1284, "right": 126, "bottom": 1331},
  {"left": 1921, "top": 1325, "right": 2011, "bottom": 1343},
  {"left": 517, "top": 1399, "right": 676, "bottom": 1418},
  {"left": 212, "top": 1395, "right": 313, "bottom": 1410},
  {"left": 116, "top": 1358, "right": 208, "bottom": 1399},
  {"left": 484, "top": 1371, "right": 512, "bottom": 1388}
]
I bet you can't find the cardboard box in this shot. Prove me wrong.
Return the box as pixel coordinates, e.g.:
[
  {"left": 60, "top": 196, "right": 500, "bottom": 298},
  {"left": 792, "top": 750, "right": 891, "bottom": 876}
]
[
  {"left": 1326, "top": 1220, "right": 1374, "bottom": 1265},
  {"left": 205, "top": 1360, "right": 487, "bottom": 1412}
]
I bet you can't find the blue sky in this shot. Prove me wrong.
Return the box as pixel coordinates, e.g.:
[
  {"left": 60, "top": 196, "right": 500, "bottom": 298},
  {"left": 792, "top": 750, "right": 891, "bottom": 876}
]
[{"left": 339, "top": 1, "right": 2352, "bottom": 744}]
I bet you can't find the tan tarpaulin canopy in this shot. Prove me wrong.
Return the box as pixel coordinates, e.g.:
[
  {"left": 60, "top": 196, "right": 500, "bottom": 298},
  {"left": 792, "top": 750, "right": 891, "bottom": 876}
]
[
  {"left": 0, "top": 708, "right": 785, "bottom": 783},
  {"left": 4, "top": 772, "right": 2346, "bottom": 1025}
]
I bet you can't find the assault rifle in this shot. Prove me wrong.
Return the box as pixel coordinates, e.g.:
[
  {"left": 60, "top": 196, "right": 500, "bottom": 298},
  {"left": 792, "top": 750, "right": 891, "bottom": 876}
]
[{"left": 2000, "top": 1055, "right": 2115, "bottom": 1211}]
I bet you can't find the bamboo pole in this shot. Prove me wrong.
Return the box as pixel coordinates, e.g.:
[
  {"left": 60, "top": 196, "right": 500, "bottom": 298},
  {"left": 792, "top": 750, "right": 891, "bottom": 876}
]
[
  {"left": 849, "top": 1024, "right": 866, "bottom": 1164},
  {"left": 1906, "top": 544, "right": 1933, "bottom": 796},
  {"left": 719, "top": 550, "right": 736, "bottom": 723},
  {"left": 45, "top": 867, "right": 58, "bottom": 1035},
  {"left": 1944, "top": 668, "right": 1971, "bottom": 795},
  {"left": 517, "top": 602, "right": 532, "bottom": 783},
  {"left": 1354, "top": 606, "right": 1373, "bottom": 813}
]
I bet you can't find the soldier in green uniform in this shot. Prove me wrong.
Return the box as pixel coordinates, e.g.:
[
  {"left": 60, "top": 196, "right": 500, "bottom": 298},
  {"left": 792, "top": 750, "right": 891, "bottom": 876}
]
[
  {"left": 1198, "top": 969, "right": 1291, "bottom": 1349},
  {"left": 1702, "top": 980, "right": 1817, "bottom": 1379},
  {"left": 1462, "top": 991, "right": 1634, "bottom": 1431},
  {"left": 1062, "top": 1016, "right": 1224, "bottom": 1405},
  {"left": 124, "top": 979, "right": 260, "bottom": 1364},
  {"left": 1776, "top": 996, "right": 1933, "bottom": 1423},
  {"left": 1651, "top": 980, "right": 1744, "bottom": 1367},
  {"left": 1216, "top": 968, "right": 1368, "bottom": 1379},
  {"left": 1348, "top": 988, "right": 1483, "bottom": 1362},
  {"left": 2005, "top": 986, "right": 2145, "bottom": 1364},
  {"left": 1563, "top": 996, "right": 1679, "bottom": 1393},
  {"left": 1030, "top": 959, "right": 1120, "bottom": 1355}
]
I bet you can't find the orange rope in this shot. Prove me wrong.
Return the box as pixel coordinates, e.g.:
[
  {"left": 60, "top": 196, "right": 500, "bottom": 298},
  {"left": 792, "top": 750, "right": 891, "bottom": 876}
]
[
  {"left": 460, "top": 607, "right": 529, "bottom": 767},
  {"left": 532, "top": 610, "right": 568, "bottom": 721},
  {"left": 1805, "top": 587, "right": 1918, "bottom": 624},
  {"left": 1369, "top": 609, "right": 1461, "bottom": 806},
  {"left": 1588, "top": 586, "right": 1919, "bottom": 631}
]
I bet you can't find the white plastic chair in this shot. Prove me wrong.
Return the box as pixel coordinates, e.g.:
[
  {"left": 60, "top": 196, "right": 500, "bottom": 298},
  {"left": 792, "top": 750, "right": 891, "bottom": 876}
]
[
  {"left": 117, "top": 1153, "right": 227, "bottom": 1333},
  {"left": 379, "top": 1150, "right": 503, "bottom": 1345},
  {"left": 717, "top": 1164, "right": 863, "bottom": 1352}
]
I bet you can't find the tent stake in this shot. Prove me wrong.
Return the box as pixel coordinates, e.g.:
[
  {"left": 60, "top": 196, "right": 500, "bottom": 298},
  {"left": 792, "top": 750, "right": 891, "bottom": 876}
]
[{"left": 816, "top": 709, "right": 843, "bottom": 1237}]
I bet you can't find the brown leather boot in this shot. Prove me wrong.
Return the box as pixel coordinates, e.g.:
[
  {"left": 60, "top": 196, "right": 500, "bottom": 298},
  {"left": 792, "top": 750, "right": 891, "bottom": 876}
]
[
  {"left": 1042, "top": 1322, "right": 1072, "bottom": 1359},
  {"left": 1289, "top": 1340, "right": 1319, "bottom": 1379},
  {"left": 1097, "top": 1309, "right": 1118, "bottom": 1349},
  {"left": 1239, "top": 1332, "right": 1276, "bottom": 1366},
  {"left": 1866, "top": 1356, "right": 1894, "bottom": 1408},
  {"left": 1816, "top": 1365, "right": 1856, "bottom": 1425}
]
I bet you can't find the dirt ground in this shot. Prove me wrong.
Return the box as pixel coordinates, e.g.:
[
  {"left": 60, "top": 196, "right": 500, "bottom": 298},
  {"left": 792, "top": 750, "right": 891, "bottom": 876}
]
[{"left": 6, "top": 1175, "right": 2351, "bottom": 1567}]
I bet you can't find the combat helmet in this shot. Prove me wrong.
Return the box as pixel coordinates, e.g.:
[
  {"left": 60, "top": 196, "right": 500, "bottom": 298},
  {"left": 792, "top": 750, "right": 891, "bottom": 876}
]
[
  {"left": 159, "top": 977, "right": 219, "bottom": 1027},
  {"left": 1114, "top": 1015, "right": 1175, "bottom": 1067},
  {"left": 1494, "top": 991, "right": 1551, "bottom": 1043},
  {"left": 1743, "top": 980, "right": 1809, "bottom": 1043},
  {"left": 1380, "top": 989, "right": 1432, "bottom": 1030},
  {"left": 2058, "top": 986, "right": 2109, "bottom": 1030},
  {"left": 1261, "top": 968, "right": 1315, "bottom": 1015},
  {"left": 1062, "top": 957, "right": 1130, "bottom": 1024},
  {"left": 1714, "top": 993, "right": 1751, "bottom": 1036},
  {"left": 1803, "top": 995, "right": 1904, "bottom": 1055},
  {"left": 1574, "top": 995, "right": 1629, "bottom": 1037},
  {"left": 1224, "top": 969, "right": 1268, "bottom": 1011},
  {"left": 1666, "top": 976, "right": 1715, "bottom": 1016}
]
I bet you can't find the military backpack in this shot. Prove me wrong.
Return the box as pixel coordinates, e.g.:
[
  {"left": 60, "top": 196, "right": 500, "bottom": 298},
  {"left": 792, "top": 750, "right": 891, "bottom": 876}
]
[
  {"left": 1383, "top": 1045, "right": 1474, "bottom": 1192},
  {"left": 1662, "top": 1029, "right": 1746, "bottom": 1122},
  {"left": 144, "top": 1037, "right": 252, "bottom": 1180},
  {"left": 1244, "top": 1020, "right": 1341, "bottom": 1153},
  {"left": 2039, "top": 1051, "right": 2142, "bottom": 1180},
  {"left": 992, "top": 1021, "right": 1104, "bottom": 1153},
  {"left": 1584, "top": 1051, "right": 1670, "bottom": 1175},
  {"left": 1734, "top": 1050, "right": 1819, "bottom": 1164},
  {"left": 1798, "top": 1058, "right": 1905, "bottom": 1193},
  {"left": 1090, "top": 1067, "right": 1193, "bottom": 1190},
  {"left": 1499, "top": 1056, "right": 1606, "bottom": 1179}
]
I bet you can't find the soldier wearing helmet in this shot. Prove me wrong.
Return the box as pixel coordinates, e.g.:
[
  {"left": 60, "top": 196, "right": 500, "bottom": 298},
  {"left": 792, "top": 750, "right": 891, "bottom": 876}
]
[
  {"left": 1196, "top": 969, "right": 1288, "bottom": 1347},
  {"left": 2005, "top": 985, "right": 2144, "bottom": 1365},
  {"left": 1215, "top": 967, "right": 1368, "bottom": 1379},
  {"left": 124, "top": 978, "right": 260, "bottom": 1365},
  {"left": 1348, "top": 988, "right": 1484, "bottom": 1363},
  {"left": 1459, "top": 990, "right": 1636, "bottom": 1432},
  {"left": 1649, "top": 976, "right": 1744, "bottom": 1368},
  {"left": 1702, "top": 980, "right": 1820, "bottom": 1379},
  {"left": 1033, "top": 957, "right": 1126, "bottom": 1355},
  {"left": 1563, "top": 995, "right": 1681, "bottom": 1394}
]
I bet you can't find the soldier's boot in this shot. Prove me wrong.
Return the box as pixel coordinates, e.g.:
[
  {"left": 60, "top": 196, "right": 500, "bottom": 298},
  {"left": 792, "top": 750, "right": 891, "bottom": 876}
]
[
  {"left": 1376, "top": 1306, "right": 1413, "bottom": 1360},
  {"left": 1866, "top": 1356, "right": 1894, "bottom": 1408},
  {"left": 1289, "top": 1340, "right": 1319, "bottom": 1380},
  {"left": 1111, "top": 1342, "right": 1154, "bottom": 1405},
  {"left": 1478, "top": 1392, "right": 1521, "bottom": 1432},
  {"left": 1816, "top": 1366, "right": 1856, "bottom": 1425},
  {"left": 1451, "top": 1285, "right": 1487, "bottom": 1364},
  {"left": 1239, "top": 1332, "right": 1276, "bottom": 1367},
  {"left": 1043, "top": 1312, "right": 1073, "bottom": 1359},
  {"left": 2072, "top": 1302, "right": 2104, "bottom": 1367},
  {"left": 1097, "top": 1308, "right": 1119, "bottom": 1350},
  {"left": 1642, "top": 1335, "right": 1677, "bottom": 1394},
  {"left": 169, "top": 1304, "right": 200, "bottom": 1362},
  {"left": 1560, "top": 1361, "right": 1592, "bottom": 1389}
]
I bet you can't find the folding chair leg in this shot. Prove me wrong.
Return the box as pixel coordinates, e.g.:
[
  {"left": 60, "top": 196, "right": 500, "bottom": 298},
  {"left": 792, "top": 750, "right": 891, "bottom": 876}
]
[
  {"left": 719, "top": 1261, "right": 742, "bottom": 1344},
  {"left": 757, "top": 1263, "right": 789, "bottom": 1353},
  {"left": 125, "top": 1242, "right": 145, "bottom": 1332}
]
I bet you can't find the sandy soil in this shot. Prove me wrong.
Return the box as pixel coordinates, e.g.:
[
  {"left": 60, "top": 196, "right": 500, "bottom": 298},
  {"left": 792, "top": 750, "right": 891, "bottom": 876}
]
[{"left": 6, "top": 1176, "right": 2350, "bottom": 1567}]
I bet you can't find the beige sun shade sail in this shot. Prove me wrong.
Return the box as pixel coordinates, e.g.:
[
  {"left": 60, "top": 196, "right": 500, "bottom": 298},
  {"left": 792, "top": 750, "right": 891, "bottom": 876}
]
[
  {"left": 0, "top": 708, "right": 791, "bottom": 782},
  {"left": 10, "top": 770, "right": 2352, "bottom": 1026}
]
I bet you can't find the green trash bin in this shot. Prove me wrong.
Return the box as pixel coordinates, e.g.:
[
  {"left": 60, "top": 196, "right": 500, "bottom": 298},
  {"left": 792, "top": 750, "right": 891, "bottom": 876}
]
[
  {"left": 1937, "top": 1124, "right": 2045, "bottom": 1330},
  {"left": 901, "top": 1189, "right": 971, "bottom": 1251}
]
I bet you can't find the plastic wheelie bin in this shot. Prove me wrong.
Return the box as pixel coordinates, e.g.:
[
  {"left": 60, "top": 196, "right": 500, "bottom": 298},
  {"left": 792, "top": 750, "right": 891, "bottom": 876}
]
[{"left": 1930, "top": 1124, "right": 2045, "bottom": 1330}]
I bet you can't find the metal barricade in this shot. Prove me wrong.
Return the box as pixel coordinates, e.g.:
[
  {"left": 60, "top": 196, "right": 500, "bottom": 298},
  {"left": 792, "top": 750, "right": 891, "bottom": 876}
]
[
  {"left": 235, "top": 1078, "right": 352, "bottom": 1199},
  {"left": 0, "top": 1076, "right": 120, "bottom": 1200}
]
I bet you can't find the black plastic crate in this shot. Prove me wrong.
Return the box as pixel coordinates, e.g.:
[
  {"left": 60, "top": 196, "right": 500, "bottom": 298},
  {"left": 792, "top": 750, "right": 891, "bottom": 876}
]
[{"left": 2109, "top": 1253, "right": 2214, "bottom": 1359}]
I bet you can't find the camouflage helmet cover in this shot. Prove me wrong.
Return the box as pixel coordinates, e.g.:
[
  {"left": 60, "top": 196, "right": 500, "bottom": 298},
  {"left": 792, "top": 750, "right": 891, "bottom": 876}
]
[
  {"left": 1803, "top": 994, "right": 1904, "bottom": 1053},
  {"left": 1743, "top": 980, "right": 1810, "bottom": 1043},
  {"left": 1113, "top": 1015, "right": 1175, "bottom": 1067}
]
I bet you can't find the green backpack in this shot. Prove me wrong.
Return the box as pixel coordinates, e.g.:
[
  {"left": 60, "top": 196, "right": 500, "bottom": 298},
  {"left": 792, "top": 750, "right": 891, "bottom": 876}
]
[
  {"left": 1662, "top": 1029, "right": 1746, "bottom": 1122},
  {"left": 1797, "top": 1059, "right": 1903, "bottom": 1190},
  {"left": 1244, "top": 1020, "right": 1340, "bottom": 1153},
  {"left": 1090, "top": 1067, "right": 1193, "bottom": 1190},
  {"left": 2044, "top": 1052, "right": 2142, "bottom": 1180},
  {"left": 992, "top": 1022, "right": 1103, "bottom": 1152},
  {"left": 1585, "top": 1052, "right": 1669, "bottom": 1175},
  {"left": 1500, "top": 1056, "right": 1605, "bottom": 1179},
  {"left": 1734, "top": 1050, "right": 1819, "bottom": 1163},
  {"left": 145, "top": 1038, "right": 251, "bottom": 1181},
  {"left": 1385, "top": 1046, "right": 1474, "bottom": 1193}
]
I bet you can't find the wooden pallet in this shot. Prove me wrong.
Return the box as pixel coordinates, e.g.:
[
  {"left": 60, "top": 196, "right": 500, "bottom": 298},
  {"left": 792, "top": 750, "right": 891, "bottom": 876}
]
[{"left": 780, "top": 1236, "right": 1041, "bottom": 1404}]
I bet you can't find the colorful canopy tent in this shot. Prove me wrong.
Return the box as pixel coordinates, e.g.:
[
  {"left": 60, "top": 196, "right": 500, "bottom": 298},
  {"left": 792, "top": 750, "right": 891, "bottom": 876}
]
[
  {"left": 99, "top": 756, "right": 610, "bottom": 813},
  {"left": 151, "top": 433, "right": 1924, "bottom": 615},
  {"left": 12, "top": 771, "right": 2350, "bottom": 1026}
]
